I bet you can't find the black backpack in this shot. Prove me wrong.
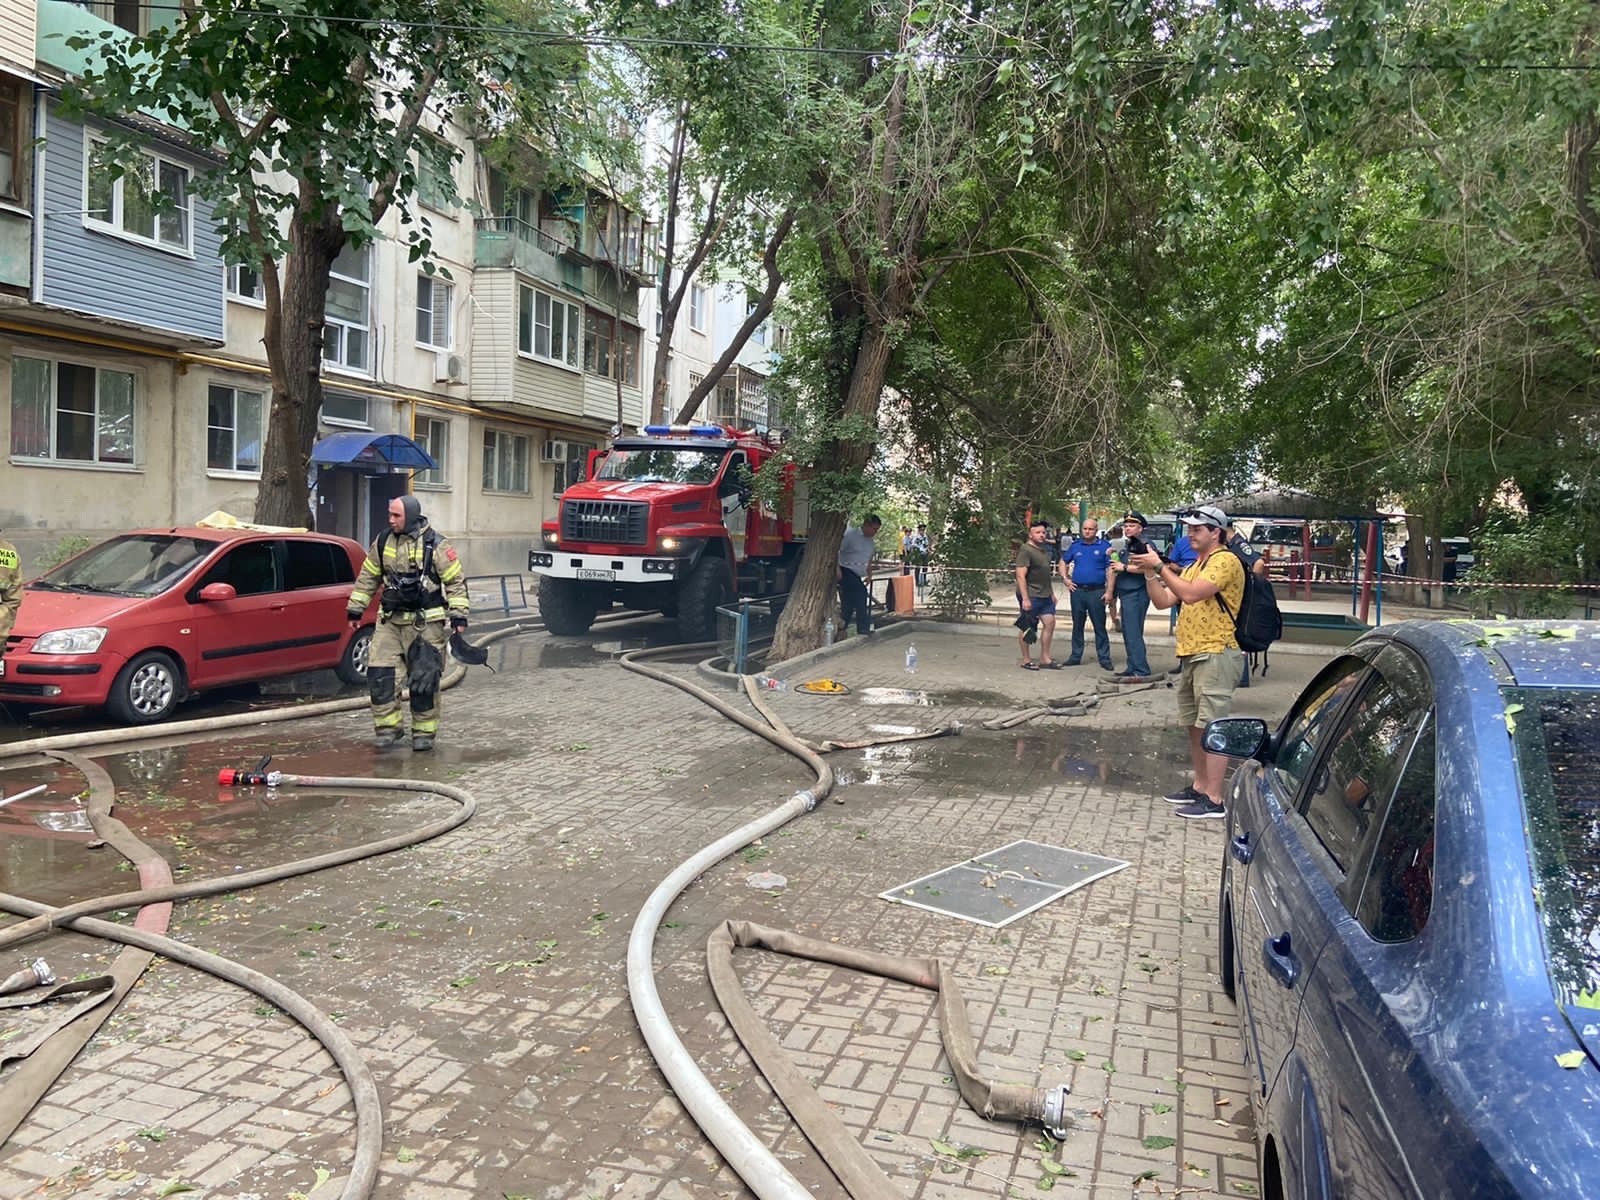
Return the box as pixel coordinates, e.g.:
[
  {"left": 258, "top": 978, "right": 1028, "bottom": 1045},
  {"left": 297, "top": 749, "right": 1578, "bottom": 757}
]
[{"left": 1214, "top": 549, "right": 1284, "bottom": 656}]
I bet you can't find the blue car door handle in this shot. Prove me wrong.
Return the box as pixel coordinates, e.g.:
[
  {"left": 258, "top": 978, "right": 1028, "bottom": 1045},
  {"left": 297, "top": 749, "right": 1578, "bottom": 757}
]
[
  {"left": 1230, "top": 833, "right": 1253, "bottom": 864},
  {"left": 1263, "top": 932, "right": 1299, "bottom": 987}
]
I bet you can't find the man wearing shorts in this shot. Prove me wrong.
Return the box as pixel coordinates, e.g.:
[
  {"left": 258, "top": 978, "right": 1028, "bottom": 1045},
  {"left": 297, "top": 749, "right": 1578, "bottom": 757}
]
[
  {"left": 1013, "top": 519, "right": 1059, "bottom": 669},
  {"left": 1127, "top": 504, "right": 1245, "bottom": 820}
]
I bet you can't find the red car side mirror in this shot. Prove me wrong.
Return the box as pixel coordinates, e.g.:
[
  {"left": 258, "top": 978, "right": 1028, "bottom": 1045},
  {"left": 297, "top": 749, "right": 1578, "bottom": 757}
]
[{"left": 198, "top": 582, "right": 237, "bottom": 602}]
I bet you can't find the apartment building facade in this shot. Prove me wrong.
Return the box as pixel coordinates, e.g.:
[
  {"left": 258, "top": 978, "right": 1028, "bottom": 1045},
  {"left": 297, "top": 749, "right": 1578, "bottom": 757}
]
[{"left": 0, "top": 0, "right": 652, "bottom": 578}]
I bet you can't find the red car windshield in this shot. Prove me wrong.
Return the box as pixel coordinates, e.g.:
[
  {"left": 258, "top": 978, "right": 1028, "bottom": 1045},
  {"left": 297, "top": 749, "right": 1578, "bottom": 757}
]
[
  {"left": 32, "top": 534, "right": 215, "bottom": 597},
  {"left": 1513, "top": 687, "right": 1600, "bottom": 1048}
]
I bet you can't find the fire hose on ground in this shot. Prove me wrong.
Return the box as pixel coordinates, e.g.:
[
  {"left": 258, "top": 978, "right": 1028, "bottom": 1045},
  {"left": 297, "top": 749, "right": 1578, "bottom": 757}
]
[
  {"left": 620, "top": 643, "right": 1072, "bottom": 1200},
  {"left": 0, "top": 622, "right": 533, "bottom": 1199}
]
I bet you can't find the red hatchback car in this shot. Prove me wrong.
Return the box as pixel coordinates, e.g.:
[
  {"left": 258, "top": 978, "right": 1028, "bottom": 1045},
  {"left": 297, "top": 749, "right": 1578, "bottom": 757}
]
[{"left": 0, "top": 527, "right": 375, "bottom": 724}]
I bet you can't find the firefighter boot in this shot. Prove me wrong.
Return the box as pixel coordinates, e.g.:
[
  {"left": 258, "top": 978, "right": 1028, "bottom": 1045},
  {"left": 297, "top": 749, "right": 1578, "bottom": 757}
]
[
  {"left": 374, "top": 728, "right": 402, "bottom": 749},
  {"left": 411, "top": 733, "right": 434, "bottom": 752}
]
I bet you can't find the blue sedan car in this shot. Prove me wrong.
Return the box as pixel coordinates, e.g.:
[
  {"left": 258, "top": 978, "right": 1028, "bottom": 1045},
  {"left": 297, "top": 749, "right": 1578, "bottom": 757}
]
[{"left": 1206, "top": 619, "right": 1600, "bottom": 1198}]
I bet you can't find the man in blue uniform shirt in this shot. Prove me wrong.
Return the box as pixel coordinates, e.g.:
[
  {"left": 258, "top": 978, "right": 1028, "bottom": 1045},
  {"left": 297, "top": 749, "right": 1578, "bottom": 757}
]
[{"left": 1057, "top": 517, "right": 1114, "bottom": 670}]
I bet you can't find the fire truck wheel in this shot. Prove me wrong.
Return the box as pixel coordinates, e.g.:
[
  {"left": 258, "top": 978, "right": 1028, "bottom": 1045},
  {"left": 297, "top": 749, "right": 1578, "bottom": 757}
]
[
  {"left": 678, "top": 557, "right": 730, "bottom": 642},
  {"left": 538, "top": 575, "right": 600, "bottom": 636}
]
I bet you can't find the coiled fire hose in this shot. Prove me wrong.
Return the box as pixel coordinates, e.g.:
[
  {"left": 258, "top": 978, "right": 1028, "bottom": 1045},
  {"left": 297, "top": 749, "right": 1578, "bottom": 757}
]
[
  {"left": 620, "top": 643, "right": 1068, "bottom": 1200},
  {"left": 0, "top": 622, "right": 533, "bottom": 1198}
]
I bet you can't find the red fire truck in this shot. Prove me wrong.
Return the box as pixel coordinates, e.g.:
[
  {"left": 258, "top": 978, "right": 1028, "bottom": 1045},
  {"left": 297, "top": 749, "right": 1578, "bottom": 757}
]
[{"left": 528, "top": 423, "right": 808, "bottom": 638}]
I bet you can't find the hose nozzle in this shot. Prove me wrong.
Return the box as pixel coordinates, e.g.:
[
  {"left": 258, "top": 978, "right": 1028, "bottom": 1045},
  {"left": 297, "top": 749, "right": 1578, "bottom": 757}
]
[
  {"left": 218, "top": 755, "right": 282, "bottom": 789},
  {"left": 0, "top": 958, "right": 55, "bottom": 995}
]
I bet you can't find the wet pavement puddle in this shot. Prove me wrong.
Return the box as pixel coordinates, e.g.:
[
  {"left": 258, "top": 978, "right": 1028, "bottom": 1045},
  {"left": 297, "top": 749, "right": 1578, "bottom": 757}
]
[{"left": 832, "top": 724, "right": 1190, "bottom": 790}]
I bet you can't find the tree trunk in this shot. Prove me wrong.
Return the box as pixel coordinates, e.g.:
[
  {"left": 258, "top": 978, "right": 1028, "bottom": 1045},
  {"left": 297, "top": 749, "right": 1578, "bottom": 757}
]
[
  {"left": 770, "top": 315, "right": 894, "bottom": 660},
  {"left": 255, "top": 212, "right": 342, "bottom": 528},
  {"left": 650, "top": 106, "right": 688, "bottom": 425}
]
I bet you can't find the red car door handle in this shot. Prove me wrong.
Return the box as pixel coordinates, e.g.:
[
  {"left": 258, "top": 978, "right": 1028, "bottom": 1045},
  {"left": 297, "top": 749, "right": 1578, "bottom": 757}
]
[
  {"left": 1263, "top": 932, "right": 1300, "bottom": 987},
  {"left": 269, "top": 602, "right": 287, "bottom": 611}
]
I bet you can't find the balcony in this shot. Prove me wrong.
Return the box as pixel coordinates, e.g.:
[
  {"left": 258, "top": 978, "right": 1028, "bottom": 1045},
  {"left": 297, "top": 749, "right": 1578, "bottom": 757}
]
[{"left": 474, "top": 217, "right": 587, "bottom": 291}]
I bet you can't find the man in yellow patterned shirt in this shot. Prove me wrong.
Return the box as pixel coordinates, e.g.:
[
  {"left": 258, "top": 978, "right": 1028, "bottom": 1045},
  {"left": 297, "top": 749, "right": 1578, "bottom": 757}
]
[{"left": 1128, "top": 505, "right": 1245, "bottom": 820}]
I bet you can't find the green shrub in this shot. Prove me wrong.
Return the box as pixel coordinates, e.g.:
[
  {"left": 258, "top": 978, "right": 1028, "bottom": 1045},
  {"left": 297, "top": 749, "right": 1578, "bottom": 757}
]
[
  {"left": 925, "top": 502, "right": 1008, "bottom": 618},
  {"left": 1461, "top": 515, "right": 1577, "bottom": 619},
  {"left": 35, "top": 535, "right": 92, "bottom": 572}
]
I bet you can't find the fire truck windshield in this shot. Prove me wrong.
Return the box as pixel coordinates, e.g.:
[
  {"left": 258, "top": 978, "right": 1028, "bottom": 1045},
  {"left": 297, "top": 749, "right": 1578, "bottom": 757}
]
[{"left": 598, "top": 446, "right": 726, "bottom": 485}]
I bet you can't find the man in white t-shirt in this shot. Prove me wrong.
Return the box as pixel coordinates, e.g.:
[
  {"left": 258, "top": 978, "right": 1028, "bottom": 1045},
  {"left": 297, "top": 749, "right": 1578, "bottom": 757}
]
[{"left": 837, "top": 515, "right": 882, "bottom": 636}]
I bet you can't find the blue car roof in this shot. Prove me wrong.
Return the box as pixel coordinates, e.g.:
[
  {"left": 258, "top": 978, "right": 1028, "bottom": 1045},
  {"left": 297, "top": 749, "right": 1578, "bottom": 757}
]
[{"left": 1393, "top": 619, "right": 1600, "bottom": 691}]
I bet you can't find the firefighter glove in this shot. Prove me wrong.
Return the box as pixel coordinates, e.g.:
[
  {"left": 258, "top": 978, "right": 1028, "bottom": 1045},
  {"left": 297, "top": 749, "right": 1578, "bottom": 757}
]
[{"left": 450, "top": 616, "right": 468, "bottom": 632}]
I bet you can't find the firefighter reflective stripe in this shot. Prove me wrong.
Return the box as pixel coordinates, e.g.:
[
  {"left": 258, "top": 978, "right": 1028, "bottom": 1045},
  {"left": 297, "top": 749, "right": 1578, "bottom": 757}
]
[
  {"left": 348, "top": 550, "right": 382, "bottom": 613},
  {"left": 347, "top": 523, "right": 469, "bottom": 616},
  {"left": 0, "top": 539, "right": 23, "bottom": 644}
]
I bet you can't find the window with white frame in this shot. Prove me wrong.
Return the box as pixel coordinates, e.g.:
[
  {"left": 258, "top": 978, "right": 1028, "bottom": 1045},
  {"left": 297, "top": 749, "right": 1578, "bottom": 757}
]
[
  {"left": 482, "top": 428, "right": 530, "bottom": 493},
  {"left": 321, "top": 390, "right": 369, "bottom": 427},
  {"left": 517, "top": 284, "right": 581, "bottom": 369},
  {"left": 228, "top": 262, "right": 265, "bottom": 302},
  {"left": 11, "top": 354, "right": 137, "bottom": 465},
  {"left": 415, "top": 274, "right": 453, "bottom": 350},
  {"left": 85, "top": 137, "right": 191, "bottom": 252},
  {"left": 323, "top": 242, "right": 371, "bottom": 372},
  {"left": 684, "top": 371, "right": 706, "bottom": 421},
  {"left": 206, "top": 383, "right": 264, "bottom": 473},
  {"left": 416, "top": 137, "right": 455, "bottom": 212},
  {"left": 415, "top": 416, "right": 449, "bottom": 487},
  {"left": 689, "top": 284, "right": 707, "bottom": 332}
]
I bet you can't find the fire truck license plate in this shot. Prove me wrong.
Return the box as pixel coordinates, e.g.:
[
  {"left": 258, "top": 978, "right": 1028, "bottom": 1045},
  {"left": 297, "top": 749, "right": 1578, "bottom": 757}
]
[{"left": 576, "top": 568, "right": 615, "bottom": 581}]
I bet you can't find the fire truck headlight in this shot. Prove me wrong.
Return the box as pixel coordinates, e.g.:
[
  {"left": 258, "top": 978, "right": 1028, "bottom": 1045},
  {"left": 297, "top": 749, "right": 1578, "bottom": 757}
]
[
  {"left": 543, "top": 530, "right": 561, "bottom": 548},
  {"left": 660, "top": 536, "right": 682, "bottom": 551}
]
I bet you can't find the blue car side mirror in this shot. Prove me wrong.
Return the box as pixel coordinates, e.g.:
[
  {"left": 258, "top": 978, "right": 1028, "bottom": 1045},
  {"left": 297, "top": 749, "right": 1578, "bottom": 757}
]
[{"left": 1204, "top": 716, "right": 1270, "bottom": 760}]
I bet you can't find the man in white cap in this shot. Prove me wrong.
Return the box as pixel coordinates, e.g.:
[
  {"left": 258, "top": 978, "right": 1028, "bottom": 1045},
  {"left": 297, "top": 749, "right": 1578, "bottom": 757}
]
[{"left": 1127, "top": 504, "right": 1245, "bottom": 820}]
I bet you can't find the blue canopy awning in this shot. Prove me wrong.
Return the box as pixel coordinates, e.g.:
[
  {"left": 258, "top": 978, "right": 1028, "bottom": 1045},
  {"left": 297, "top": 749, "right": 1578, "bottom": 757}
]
[{"left": 310, "top": 432, "right": 438, "bottom": 473}]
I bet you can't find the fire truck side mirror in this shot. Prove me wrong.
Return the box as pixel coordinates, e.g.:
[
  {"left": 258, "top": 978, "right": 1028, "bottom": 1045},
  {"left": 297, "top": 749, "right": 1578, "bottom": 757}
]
[{"left": 585, "top": 449, "right": 607, "bottom": 480}]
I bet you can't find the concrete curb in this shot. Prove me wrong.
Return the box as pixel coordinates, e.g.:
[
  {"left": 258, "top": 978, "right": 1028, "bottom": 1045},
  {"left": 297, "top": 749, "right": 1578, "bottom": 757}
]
[{"left": 703, "top": 613, "right": 1338, "bottom": 688}]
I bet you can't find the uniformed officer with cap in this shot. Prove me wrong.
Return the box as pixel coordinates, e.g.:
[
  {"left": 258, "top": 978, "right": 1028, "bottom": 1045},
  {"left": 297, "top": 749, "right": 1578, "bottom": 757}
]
[{"left": 346, "top": 495, "right": 469, "bottom": 750}]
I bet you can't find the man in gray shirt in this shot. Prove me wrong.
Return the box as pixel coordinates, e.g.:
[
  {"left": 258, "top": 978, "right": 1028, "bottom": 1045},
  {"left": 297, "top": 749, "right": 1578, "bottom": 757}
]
[{"left": 837, "top": 514, "right": 882, "bottom": 636}]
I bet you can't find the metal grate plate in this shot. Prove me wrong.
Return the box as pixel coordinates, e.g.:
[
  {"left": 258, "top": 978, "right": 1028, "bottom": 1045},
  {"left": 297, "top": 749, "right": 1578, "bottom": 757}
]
[{"left": 880, "top": 838, "right": 1129, "bottom": 928}]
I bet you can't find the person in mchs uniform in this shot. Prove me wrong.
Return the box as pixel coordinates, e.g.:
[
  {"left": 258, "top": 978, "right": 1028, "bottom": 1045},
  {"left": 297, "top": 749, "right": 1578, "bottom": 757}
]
[
  {"left": 0, "top": 532, "right": 21, "bottom": 680},
  {"left": 346, "top": 496, "right": 469, "bottom": 750}
]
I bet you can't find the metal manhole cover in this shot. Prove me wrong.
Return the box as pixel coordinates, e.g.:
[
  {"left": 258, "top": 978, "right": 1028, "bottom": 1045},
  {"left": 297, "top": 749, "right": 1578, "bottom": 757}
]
[{"left": 880, "top": 838, "right": 1129, "bottom": 927}]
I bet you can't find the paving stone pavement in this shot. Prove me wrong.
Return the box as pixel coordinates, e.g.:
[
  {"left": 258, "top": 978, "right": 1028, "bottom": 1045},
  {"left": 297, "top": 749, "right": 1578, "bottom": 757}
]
[{"left": 0, "top": 618, "right": 1339, "bottom": 1199}]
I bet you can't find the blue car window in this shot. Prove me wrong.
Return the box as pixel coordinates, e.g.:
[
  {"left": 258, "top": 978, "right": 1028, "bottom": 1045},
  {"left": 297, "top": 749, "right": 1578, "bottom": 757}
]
[
  {"left": 1303, "top": 676, "right": 1429, "bottom": 875},
  {"left": 1273, "top": 658, "right": 1368, "bottom": 797},
  {"left": 1354, "top": 715, "right": 1437, "bottom": 942},
  {"left": 1512, "top": 688, "right": 1600, "bottom": 1030}
]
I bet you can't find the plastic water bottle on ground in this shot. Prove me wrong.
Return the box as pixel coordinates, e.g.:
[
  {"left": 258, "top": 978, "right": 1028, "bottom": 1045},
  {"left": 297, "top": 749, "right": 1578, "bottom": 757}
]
[
  {"left": 823, "top": 618, "right": 835, "bottom": 646},
  {"left": 905, "top": 642, "right": 918, "bottom": 674},
  {"left": 756, "top": 674, "right": 787, "bottom": 692}
]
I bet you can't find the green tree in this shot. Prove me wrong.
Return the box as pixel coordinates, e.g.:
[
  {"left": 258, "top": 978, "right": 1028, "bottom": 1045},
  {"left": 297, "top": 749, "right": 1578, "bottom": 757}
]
[
  {"left": 607, "top": 0, "right": 1189, "bottom": 657},
  {"left": 1169, "top": 0, "right": 1600, "bottom": 598},
  {"left": 64, "top": 0, "right": 584, "bottom": 526}
]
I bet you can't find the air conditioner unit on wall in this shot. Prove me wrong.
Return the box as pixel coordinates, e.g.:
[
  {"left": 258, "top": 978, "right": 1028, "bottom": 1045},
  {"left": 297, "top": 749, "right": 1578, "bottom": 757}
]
[
  {"left": 539, "top": 439, "right": 570, "bottom": 463},
  {"left": 434, "top": 351, "right": 467, "bottom": 384}
]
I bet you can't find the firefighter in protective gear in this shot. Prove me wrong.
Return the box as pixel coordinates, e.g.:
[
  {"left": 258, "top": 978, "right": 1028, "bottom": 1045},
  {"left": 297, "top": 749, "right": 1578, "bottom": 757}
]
[
  {"left": 346, "top": 495, "right": 469, "bottom": 750},
  {"left": 0, "top": 534, "right": 21, "bottom": 674}
]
